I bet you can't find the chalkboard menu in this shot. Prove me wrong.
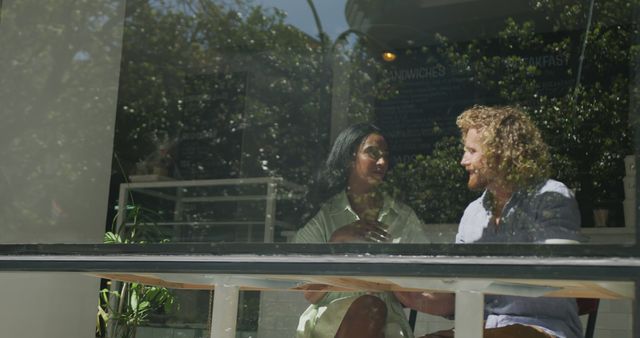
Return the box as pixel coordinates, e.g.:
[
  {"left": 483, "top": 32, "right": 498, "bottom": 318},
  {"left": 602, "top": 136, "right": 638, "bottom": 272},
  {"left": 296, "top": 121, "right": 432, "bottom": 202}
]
[
  {"left": 375, "top": 60, "right": 476, "bottom": 163},
  {"left": 375, "top": 33, "right": 577, "bottom": 162}
]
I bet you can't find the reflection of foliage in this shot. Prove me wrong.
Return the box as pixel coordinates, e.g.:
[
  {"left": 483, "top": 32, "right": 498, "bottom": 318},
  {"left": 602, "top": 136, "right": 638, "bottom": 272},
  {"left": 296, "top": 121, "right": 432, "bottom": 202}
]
[
  {"left": 113, "top": 0, "right": 638, "bottom": 227},
  {"left": 385, "top": 137, "right": 478, "bottom": 223},
  {"left": 115, "top": 0, "right": 396, "bottom": 186},
  {"left": 114, "top": 0, "right": 332, "bottom": 183},
  {"left": 528, "top": 85, "right": 631, "bottom": 203},
  {"left": 334, "top": 40, "right": 399, "bottom": 124},
  {"left": 429, "top": 0, "right": 635, "bottom": 221},
  {"left": 98, "top": 206, "right": 174, "bottom": 338},
  {"left": 106, "top": 205, "right": 171, "bottom": 244},
  {"left": 0, "top": 0, "right": 125, "bottom": 235},
  {"left": 237, "top": 291, "right": 260, "bottom": 331}
]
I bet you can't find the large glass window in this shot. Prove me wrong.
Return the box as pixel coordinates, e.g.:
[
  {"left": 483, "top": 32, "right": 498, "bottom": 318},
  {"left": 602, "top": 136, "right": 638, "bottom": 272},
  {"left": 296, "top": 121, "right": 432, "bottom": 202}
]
[
  {"left": 1, "top": 0, "right": 639, "bottom": 338},
  {"left": 105, "top": 0, "right": 640, "bottom": 247},
  {"left": 2, "top": 0, "right": 639, "bottom": 247}
]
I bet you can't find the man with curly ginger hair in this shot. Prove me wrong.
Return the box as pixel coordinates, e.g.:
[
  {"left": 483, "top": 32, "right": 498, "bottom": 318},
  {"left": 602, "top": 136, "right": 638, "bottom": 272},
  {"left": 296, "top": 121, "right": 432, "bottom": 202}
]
[
  {"left": 455, "top": 105, "right": 581, "bottom": 244},
  {"left": 395, "top": 106, "right": 583, "bottom": 338}
]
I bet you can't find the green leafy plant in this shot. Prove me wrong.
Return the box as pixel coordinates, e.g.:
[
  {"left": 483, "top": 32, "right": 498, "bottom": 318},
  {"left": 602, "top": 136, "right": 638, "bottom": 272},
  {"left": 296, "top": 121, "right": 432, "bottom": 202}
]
[
  {"left": 98, "top": 281, "right": 174, "bottom": 338},
  {"left": 97, "top": 205, "right": 175, "bottom": 338},
  {"left": 426, "top": 0, "right": 635, "bottom": 226}
]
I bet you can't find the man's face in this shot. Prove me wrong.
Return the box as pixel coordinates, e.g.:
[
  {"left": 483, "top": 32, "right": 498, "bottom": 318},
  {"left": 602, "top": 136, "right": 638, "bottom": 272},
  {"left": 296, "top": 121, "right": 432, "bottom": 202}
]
[{"left": 460, "top": 128, "right": 490, "bottom": 191}]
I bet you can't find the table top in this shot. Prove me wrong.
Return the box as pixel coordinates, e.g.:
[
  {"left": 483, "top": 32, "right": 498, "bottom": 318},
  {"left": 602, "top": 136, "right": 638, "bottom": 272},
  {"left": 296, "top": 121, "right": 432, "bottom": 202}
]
[{"left": 96, "top": 272, "right": 635, "bottom": 300}]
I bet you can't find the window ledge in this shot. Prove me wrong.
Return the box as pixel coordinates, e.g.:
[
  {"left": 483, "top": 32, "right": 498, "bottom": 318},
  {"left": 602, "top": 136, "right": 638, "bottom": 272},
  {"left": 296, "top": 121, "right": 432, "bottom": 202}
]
[{"left": 581, "top": 227, "right": 636, "bottom": 244}]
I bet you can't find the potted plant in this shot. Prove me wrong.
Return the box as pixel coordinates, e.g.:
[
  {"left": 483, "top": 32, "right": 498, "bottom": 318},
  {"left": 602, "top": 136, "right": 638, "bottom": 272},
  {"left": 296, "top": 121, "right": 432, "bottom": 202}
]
[{"left": 97, "top": 205, "right": 175, "bottom": 338}]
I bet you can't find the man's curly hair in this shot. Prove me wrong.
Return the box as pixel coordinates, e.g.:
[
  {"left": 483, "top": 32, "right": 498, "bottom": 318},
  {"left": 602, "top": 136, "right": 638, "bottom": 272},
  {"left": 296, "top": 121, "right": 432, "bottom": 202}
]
[{"left": 456, "top": 105, "right": 551, "bottom": 188}]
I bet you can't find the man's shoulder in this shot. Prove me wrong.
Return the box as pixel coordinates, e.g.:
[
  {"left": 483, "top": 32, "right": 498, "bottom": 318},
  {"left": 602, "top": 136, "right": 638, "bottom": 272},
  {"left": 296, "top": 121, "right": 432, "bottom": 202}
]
[
  {"left": 535, "top": 179, "right": 574, "bottom": 197},
  {"left": 463, "top": 192, "right": 486, "bottom": 212},
  {"left": 457, "top": 193, "right": 487, "bottom": 243},
  {"left": 459, "top": 193, "right": 487, "bottom": 229}
]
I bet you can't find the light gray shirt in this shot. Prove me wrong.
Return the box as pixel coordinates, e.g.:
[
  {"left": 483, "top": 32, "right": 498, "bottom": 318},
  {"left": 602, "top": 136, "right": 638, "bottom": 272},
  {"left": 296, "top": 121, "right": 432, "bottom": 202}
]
[
  {"left": 457, "top": 179, "right": 581, "bottom": 244},
  {"left": 457, "top": 179, "right": 583, "bottom": 338}
]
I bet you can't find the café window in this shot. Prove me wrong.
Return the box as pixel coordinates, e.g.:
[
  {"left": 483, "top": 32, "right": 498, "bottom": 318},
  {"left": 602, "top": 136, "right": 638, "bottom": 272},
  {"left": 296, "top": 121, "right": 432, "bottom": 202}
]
[
  {"left": 0, "top": 1, "right": 638, "bottom": 338},
  {"left": 106, "top": 0, "right": 638, "bottom": 245}
]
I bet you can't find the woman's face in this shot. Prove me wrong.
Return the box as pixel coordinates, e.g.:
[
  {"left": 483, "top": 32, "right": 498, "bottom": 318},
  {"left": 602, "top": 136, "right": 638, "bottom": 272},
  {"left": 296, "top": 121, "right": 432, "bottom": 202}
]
[{"left": 348, "top": 133, "right": 389, "bottom": 191}]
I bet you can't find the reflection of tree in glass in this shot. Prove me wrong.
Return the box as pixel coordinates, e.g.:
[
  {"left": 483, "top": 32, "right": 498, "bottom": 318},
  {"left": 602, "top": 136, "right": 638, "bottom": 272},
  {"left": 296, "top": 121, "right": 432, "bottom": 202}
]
[
  {"left": 113, "top": 0, "right": 399, "bottom": 228},
  {"left": 405, "top": 0, "right": 635, "bottom": 225},
  {"left": 116, "top": 2, "right": 320, "bottom": 235},
  {"left": 114, "top": 0, "right": 333, "bottom": 184},
  {"left": 0, "top": 0, "right": 125, "bottom": 236}
]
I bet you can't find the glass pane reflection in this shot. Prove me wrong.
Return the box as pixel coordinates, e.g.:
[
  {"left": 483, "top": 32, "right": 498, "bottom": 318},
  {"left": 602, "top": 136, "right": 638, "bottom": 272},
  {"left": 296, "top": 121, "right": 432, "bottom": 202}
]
[
  {"left": 2, "top": 1, "right": 639, "bottom": 338},
  {"left": 107, "top": 0, "right": 638, "bottom": 247},
  {"left": 1, "top": 0, "right": 639, "bottom": 245}
]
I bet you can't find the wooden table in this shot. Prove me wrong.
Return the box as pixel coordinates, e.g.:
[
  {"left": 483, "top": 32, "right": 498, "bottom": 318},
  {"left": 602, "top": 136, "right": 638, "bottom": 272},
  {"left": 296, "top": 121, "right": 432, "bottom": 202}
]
[{"left": 97, "top": 272, "right": 635, "bottom": 338}]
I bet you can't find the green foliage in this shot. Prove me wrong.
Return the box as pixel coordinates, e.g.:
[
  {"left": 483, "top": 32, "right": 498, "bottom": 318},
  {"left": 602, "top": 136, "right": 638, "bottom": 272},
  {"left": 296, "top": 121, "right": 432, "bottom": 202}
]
[
  {"left": 98, "top": 205, "right": 174, "bottom": 338},
  {"left": 106, "top": 205, "right": 171, "bottom": 244},
  {"left": 384, "top": 137, "right": 478, "bottom": 223},
  {"left": 430, "top": 0, "right": 635, "bottom": 215},
  {"left": 525, "top": 84, "right": 631, "bottom": 201},
  {"left": 385, "top": 0, "right": 636, "bottom": 218},
  {"left": 114, "top": 0, "right": 333, "bottom": 183},
  {"left": 113, "top": 0, "right": 637, "bottom": 226},
  {"left": 114, "top": 0, "right": 395, "bottom": 186},
  {"left": 99, "top": 282, "right": 174, "bottom": 338},
  {"left": 0, "top": 0, "right": 126, "bottom": 233}
]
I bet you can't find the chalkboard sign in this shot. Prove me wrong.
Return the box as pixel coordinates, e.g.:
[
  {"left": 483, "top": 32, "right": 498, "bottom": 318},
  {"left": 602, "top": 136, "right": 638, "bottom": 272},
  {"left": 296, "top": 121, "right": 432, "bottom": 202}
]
[
  {"left": 376, "top": 62, "right": 476, "bottom": 162},
  {"left": 375, "top": 32, "right": 577, "bottom": 163}
]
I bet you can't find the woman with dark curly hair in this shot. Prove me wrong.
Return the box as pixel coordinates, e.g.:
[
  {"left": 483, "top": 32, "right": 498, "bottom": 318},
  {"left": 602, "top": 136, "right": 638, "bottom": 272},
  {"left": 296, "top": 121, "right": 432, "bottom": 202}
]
[{"left": 293, "top": 123, "right": 429, "bottom": 338}]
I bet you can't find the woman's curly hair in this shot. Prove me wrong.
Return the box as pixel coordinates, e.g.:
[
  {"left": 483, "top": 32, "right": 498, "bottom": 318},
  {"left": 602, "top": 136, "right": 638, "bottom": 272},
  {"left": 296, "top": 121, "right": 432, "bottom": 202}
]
[{"left": 456, "top": 105, "right": 551, "bottom": 188}]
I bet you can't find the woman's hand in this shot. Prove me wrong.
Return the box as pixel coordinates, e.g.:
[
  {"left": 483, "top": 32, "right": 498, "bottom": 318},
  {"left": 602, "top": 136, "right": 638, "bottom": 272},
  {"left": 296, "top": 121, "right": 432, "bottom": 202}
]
[{"left": 329, "top": 220, "right": 391, "bottom": 243}]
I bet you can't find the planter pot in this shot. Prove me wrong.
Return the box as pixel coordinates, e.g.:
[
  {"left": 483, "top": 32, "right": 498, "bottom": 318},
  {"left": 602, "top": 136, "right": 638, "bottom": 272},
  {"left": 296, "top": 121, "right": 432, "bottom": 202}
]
[
  {"left": 593, "top": 208, "right": 609, "bottom": 227},
  {"left": 624, "top": 155, "right": 636, "bottom": 177},
  {"left": 623, "top": 176, "right": 635, "bottom": 200},
  {"left": 623, "top": 199, "right": 636, "bottom": 229}
]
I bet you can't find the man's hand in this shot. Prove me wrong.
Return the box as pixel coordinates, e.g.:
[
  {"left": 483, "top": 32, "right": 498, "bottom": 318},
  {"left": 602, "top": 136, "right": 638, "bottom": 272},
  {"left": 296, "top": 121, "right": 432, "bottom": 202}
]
[
  {"left": 329, "top": 220, "right": 391, "bottom": 243},
  {"left": 418, "top": 329, "right": 454, "bottom": 338},
  {"left": 394, "top": 291, "right": 424, "bottom": 308}
]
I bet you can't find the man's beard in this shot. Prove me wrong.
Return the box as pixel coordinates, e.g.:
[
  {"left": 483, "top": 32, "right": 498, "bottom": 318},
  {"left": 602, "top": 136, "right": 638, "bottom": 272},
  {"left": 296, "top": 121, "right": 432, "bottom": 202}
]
[{"left": 467, "top": 169, "right": 489, "bottom": 191}]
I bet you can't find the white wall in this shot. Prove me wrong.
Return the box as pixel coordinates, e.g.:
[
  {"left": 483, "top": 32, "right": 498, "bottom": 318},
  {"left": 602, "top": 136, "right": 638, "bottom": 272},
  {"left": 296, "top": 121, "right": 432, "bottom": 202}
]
[
  {"left": 258, "top": 291, "right": 309, "bottom": 338},
  {"left": 0, "top": 0, "right": 125, "bottom": 337},
  {"left": 0, "top": 273, "right": 100, "bottom": 337},
  {"left": 591, "top": 299, "right": 634, "bottom": 338}
]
